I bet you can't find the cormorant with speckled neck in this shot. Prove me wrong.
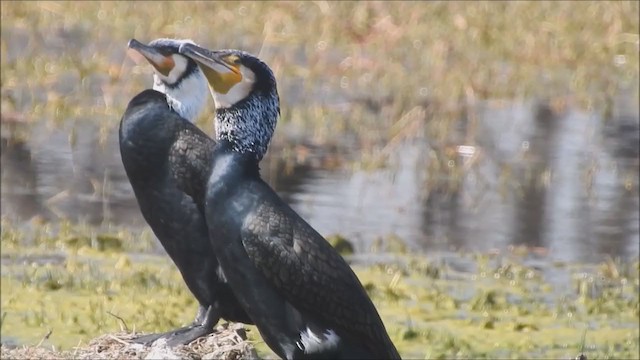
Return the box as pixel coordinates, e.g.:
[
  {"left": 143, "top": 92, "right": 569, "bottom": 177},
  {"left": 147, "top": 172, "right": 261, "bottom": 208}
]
[
  {"left": 119, "top": 38, "right": 251, "bottom": 347},
  {"left": 178, "top": 43, "right": 401, "bottom": 359}
]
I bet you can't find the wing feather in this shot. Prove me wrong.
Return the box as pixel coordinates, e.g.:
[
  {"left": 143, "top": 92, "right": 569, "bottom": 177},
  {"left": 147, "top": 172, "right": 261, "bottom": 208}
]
[{"left": 240, "top": 189, "right": 398, "bottom": 358}]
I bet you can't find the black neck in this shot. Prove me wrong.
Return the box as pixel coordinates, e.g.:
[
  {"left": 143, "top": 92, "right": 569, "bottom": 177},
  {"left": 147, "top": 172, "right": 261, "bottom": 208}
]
[{"left": 213, "top": 140, "right": 261, "bottom": 178}]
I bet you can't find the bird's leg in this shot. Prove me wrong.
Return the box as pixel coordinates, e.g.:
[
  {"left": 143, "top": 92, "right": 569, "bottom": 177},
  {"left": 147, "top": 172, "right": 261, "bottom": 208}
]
[
  {"left": 163, "top": 304, "right": 220, "bottom": 347},
  {"left": 193, "top": 304, "right": 210, "bottom": 325},
  {"left": 130, "top": 304, "right": 216, "bottom": 346}
]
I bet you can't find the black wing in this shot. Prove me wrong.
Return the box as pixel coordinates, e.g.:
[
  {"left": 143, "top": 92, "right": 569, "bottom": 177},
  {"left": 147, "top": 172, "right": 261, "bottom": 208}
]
[
  {"left": 240, "top": 182, "right": 400, "bottom": 359},
  {"left": 168, "top": 123, "right": 215, "bottom": 211},
  {"left": 165, "top": 120, "right": 253, "bottom": 324}
]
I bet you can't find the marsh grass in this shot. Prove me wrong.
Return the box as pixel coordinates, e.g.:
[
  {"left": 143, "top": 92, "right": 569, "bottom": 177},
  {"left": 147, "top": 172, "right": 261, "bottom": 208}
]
[
  {"left": 4, "top": 224, "right": 637, "bottom": 358},
  {"left": 1, "top": 1, "right": 638, "bottom": 154}
]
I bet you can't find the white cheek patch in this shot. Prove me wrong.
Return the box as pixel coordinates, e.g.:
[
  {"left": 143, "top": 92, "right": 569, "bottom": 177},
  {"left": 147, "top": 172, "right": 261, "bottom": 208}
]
[
  {"left": 153, "top": 56, "right": 209, "bottom": 122},
  {"left": 211, "top": 65, "right": 256, "bottom": 109},
  {"left": 298, "top": 327, "right": 340, "bottom": 354}
]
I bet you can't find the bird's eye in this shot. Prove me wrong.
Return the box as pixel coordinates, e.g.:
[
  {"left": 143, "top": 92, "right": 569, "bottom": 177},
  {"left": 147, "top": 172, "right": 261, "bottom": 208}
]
[{"left": 226, "top": 55, "right": 241, "bottom": 65}]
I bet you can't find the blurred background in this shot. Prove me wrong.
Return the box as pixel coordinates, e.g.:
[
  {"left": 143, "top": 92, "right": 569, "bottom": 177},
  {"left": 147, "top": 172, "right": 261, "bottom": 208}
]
[
  {"left": 2, "top": 1, "right": 638, "bottom": 261},
  {"left": 1, "top": 1, "right": 639, "bottom": 357}
]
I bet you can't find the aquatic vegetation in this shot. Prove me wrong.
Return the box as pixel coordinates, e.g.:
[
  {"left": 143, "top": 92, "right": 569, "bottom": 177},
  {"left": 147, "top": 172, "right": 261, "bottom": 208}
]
[
  {"left": 326, "top": 234, "right": 355, "bottom": 256},
  {"left": 2, "top": 220, "right": 637, "bottom": 358}
]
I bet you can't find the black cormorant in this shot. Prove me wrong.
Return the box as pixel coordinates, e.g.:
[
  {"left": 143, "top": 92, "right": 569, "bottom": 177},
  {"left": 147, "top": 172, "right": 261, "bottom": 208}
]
[
  {"left": 119, "top": 38, "right": 251, "bottom": 346},
  {"left": 178, "top": 43, "right": 401, "bottom": 359}
]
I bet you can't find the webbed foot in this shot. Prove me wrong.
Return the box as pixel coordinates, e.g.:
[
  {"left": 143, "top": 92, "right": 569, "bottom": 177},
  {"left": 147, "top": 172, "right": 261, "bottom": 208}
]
[
  {"left": 162, "top": 324, "right": 215, "bottom": 347},
  {"left": 130, "top": 324, "right": 197, "bottom": 346},
  {"left": 129, "top": 304, "right": 220, "bottom": 347}
]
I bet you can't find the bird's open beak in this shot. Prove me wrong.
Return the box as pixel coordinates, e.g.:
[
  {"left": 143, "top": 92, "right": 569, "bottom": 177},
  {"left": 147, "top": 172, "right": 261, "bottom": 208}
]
[
  {"left": 128, "top": 38, "right": 174, "bottom": 76},
  {"left": 179, "top": 43, "right": 242, "bottom": 94}
]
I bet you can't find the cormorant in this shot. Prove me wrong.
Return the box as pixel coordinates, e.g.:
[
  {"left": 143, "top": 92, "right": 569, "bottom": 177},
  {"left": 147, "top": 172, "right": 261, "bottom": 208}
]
[
  {"left": 119, "top": 38, "right": 251, "bottom": 346},
  {"left": 178, "top": 43, "right": 401, "bottom": 359}
]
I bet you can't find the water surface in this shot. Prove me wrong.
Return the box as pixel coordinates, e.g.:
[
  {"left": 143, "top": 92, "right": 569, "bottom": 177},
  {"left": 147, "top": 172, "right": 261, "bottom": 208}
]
[{"left": 2, "top": 96, "right": 638, "bottom": 264}]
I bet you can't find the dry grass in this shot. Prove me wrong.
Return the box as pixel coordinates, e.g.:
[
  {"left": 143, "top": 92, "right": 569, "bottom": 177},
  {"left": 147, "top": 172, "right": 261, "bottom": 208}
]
[
  {"left": 1, "top": 1, "right": 638, "bottom": 147},
  {"left": 0, "top": 322, "right": 258, "bottom": 360}
]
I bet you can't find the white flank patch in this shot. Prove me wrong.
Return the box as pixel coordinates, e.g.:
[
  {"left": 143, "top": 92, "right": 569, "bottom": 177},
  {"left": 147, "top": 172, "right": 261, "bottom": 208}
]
[{"left": 299, "top": 327, "right": 340, "bottom": 354}]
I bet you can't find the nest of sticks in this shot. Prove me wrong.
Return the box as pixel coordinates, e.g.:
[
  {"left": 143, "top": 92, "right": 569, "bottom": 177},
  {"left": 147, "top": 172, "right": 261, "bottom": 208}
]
[{"left": 0, "top": 322, "right": 259, "bottom": 360}]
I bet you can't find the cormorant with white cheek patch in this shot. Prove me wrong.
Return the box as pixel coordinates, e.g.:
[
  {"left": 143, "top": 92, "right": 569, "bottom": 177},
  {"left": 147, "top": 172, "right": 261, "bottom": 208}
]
[
  {"left": 178, "top": 43, "right": 401, "bottom": 359},
  {"left": 119, "top": 38, "right": 252, "bottom": 347}
]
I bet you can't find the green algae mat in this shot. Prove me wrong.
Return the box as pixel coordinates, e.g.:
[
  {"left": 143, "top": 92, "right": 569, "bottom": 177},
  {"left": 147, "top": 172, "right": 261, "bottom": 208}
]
[{"left": 1, "top": 221, "right": 637, "bottom": 359}]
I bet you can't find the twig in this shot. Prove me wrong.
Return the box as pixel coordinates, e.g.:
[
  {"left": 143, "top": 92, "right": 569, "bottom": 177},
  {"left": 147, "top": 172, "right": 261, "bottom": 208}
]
[
  {"left": 71, "top": 339, "right": 82, "bottom": 358},
  {"left": 106, "top": 310, "right": 129, "bottom": 332},
  {"left": 576, "top": 329, "right": 588, "bottom": 360},
  {"left": 35, "top": 329, "right": 53, "bottom": 347},
  {"left": 0, "top": 311, "right": 7, "bottom": 331},
  {"left": 108, "top": 334, "right": 132, "bottom": 346}
]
